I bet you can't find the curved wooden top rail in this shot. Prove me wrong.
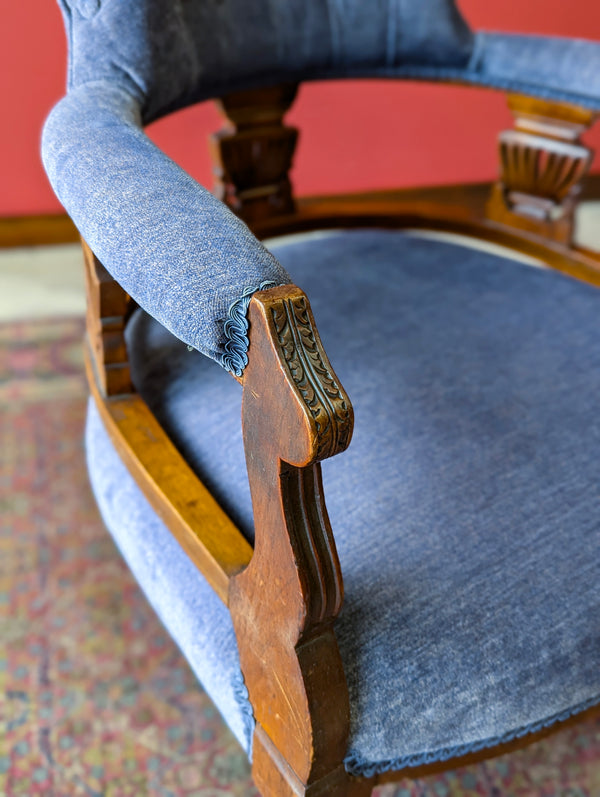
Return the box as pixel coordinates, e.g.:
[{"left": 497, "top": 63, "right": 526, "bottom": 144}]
[{"left": 249, "top": 182, "right": 600, "bottom": 289}]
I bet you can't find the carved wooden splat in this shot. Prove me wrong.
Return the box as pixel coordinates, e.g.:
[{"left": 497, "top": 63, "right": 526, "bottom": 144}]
[
  {"left": 82, "top": 238, "right": 134, "bottom": 396},
  {"left": 210, "top": 83, "right": 299, "bottom": 225},
  {"left": 229, "top": 285, "right": 357, "bottom": 796},
  {"left": 487, "top": 94, "right": 596, "bottom": 244}
]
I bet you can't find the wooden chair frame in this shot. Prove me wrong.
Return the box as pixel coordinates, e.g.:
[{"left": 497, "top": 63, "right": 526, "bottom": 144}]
[{"left": 83, "top": 81, "right": 600, "bottom": 796}]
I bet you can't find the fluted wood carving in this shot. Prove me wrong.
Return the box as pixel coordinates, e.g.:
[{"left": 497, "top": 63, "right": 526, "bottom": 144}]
[
  {"left": 499, "top": 131, "right": 590, "bottom": 208},
  {"left": 281, "top": 463, "right": 344, "bottom": 634},
  {"left": 487, "top": 95, "right": 596, "bottom": 244}
]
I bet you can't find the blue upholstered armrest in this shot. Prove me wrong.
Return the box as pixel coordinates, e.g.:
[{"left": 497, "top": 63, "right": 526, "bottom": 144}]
[
  {"left": 41, "top": 82, "right": 290, "bottom": 375},
  {"left": 376, "top": 34, "right": 600, "bottom": 111},
  {"left": 43, "top": 0, "right": 600, "bottom": 379},
  {"left": 460, "top": 33, "right": 600, "bottom": 109}
]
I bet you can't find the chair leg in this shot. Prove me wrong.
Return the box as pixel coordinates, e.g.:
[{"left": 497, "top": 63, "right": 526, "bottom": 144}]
[{"left": 252, "top": 725, "right": 374, "bottom": 797}]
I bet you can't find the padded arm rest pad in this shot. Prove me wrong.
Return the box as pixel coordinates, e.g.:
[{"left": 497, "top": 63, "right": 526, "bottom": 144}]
[
  {"left": 368, "top": 33, "right": 600, "bottom": 111},
  {"left": 464, "top": 32, "right": 600, "bottom": 110},
  {"left": 41, "top": 81, "right": 290, "bottom": 372}
]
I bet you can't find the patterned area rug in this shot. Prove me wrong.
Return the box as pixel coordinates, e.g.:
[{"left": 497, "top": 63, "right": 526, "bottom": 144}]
[{"left": 1, "top": 318, "right": 599, "bottom": 797}]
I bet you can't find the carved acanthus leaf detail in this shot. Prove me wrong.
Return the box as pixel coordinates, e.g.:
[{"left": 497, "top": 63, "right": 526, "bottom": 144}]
[{"left": 272, "top": 296, "right": 352, "bottom": 460}]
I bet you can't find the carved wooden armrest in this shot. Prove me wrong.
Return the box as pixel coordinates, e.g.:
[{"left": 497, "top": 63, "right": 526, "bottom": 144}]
[{"left": 229, "top": 285, "right": 361, "bottom": 796}]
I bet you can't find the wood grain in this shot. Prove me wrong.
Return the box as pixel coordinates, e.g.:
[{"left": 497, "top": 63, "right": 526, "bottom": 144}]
[
  {"left": 82, "top": 235, "right": 252, "bottom": 606},
  {"left": 241, "top": 182, "right": 600, "bottom": 291},
  {"left": 83, "top": 238, "right": 134, "bottom": 397},
  {"left": 230, "top": 285, "right": 354, "bottom": 795},
  {"left": 86, "top": 345, "right": 253, "bottom": 605},
  {"left": 211, "top": 84, "right": 299, "bottom": 225},
  {"left": 487, "top": 94, "right": 596, "bottom": 244},
  {"left": 77, "top": 84, "right": 600, "bottom": 796}
]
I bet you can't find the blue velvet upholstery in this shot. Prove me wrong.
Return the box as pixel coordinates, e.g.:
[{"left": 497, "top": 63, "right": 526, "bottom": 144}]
[
  {"left": 87, "top": 230, "right": 600, "bottom": 775},
  {"left": 466, "top": 33, "right": 600, "bottom": 108},
  {"left": 85, "top": 400, "right": 254, "bottom": 754},
  {"left": 42, "top": 0, "right": 600, "bottom": 373},
  {"left": 53, "top": 0, "right": 600, "bottom": 121},
  {"left": 42, "top": 84, "right": 290, "bottom": 373},
  {"left": 55, "top": 0, "right": 474, "bottom": 122}
]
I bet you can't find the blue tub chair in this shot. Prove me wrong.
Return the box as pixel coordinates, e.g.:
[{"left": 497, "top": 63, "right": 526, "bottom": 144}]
[{"left": 43, "top": 1, "right": 600, "bottom": 794}]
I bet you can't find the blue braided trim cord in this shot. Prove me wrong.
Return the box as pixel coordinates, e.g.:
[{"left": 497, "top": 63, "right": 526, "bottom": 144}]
[
  {"left": 231, "top": 669, "right": 256, "bottom": 758},
  {"left": 220, "top": 281, "right": 280, "bottom": 376},
  {"left": 344, "top": 693, "right": 600, "bottom": 777}
]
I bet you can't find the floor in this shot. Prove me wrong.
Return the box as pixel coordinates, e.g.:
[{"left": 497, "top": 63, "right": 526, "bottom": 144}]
[
  {"left": 1, "top": 202, "right": 599, "bottom": 321},
  {"left": 0, "top": 243, "right": 85, "bottom": 321}
]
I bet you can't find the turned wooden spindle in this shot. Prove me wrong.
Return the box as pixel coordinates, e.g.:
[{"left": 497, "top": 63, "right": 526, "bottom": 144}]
[
  {"left": 487, "top": 94, "right": 596, "bottom": 245},
  {"left": 210, "top": 83, "right": 299, "bottom": 225}
]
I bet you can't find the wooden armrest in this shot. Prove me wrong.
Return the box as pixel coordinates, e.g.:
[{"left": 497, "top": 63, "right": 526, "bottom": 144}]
[
  {"left": 230, "top": 284, "right": 357, "bottom": 795},
  {"left": 86, "top": 362, "right": 253, "bottom": 604}
]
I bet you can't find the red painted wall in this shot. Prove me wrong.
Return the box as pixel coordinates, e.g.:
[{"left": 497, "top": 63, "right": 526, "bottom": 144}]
[{"left": 3, "top": 1, "right": 600, "bottom": 217}]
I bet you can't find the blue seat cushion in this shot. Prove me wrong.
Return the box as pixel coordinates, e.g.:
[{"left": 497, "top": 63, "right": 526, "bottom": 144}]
[{"left": 86, "top": 229, "right": 600, "bottom": 776}]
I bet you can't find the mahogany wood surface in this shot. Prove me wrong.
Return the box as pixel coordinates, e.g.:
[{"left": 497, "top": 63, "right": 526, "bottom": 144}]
[
  {"left": 82, "top": 233, "right": 252, "bottom": 606},
  {"left": 85, "top": 347, "right": 252, "bottom": 605},
  {"left": 486, "top": 94, "right": 596, "bottom": 244},
  {"left": 246, "top": 183, "right": 600, "bottom": 290},
  {"left": 76, "top": 85, "right": 600, "bottom": 796},
  {"left": 230, "top": 286, "right": 353, "bottom": 794},
  {"left": 0, "top": 212, "right": 78, "bottom": 248},
  {"left": 82, "top": 238, "right": 134, "bottom": 397},
  {"left": 211, "top": 83, "right": 299, "bottom": 225}
]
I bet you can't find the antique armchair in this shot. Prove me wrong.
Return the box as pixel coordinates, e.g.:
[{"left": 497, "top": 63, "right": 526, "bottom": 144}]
[{"left": 42, "top": 1, "right": 600, "bottom": 794}]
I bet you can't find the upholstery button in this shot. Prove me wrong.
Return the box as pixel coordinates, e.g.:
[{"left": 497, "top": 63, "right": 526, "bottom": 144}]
[{"left": 76, "top": 0, "right": 101, "bottom": 19}]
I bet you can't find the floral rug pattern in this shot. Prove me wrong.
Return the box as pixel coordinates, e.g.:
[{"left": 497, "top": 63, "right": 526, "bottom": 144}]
[{"left": 1, "top": 318, "right": 599, "bottom": 796}]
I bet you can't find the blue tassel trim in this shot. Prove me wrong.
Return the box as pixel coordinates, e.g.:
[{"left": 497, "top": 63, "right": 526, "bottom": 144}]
[
  {"left": 232, "top": 670, "right": 256, "bottom": 758},
  {"left": 344, "top": 693, "right": 600, "bottom": 777},
  {"left": 221, "top": 281, "right": 280, "bottom": 376}
]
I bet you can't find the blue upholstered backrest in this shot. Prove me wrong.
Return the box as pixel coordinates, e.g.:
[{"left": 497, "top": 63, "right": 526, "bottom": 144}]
[
  {"left": 46, "top": 2, "right": 600, "bottom": 372},
  {"left": 59, "top": 0, "right": 474, "bottom": 123}
]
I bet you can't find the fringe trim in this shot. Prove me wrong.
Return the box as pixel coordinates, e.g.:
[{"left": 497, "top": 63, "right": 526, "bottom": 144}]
[
  {"left": 221, "top": 281, "right": 279, "bottom": 376},
  {"left": 232, "top": 670, "right": 256, "bottom": 758}
]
